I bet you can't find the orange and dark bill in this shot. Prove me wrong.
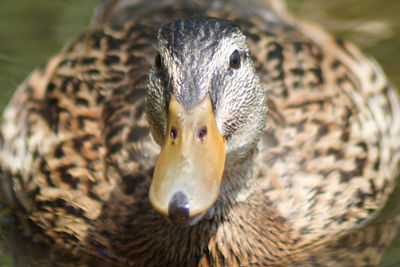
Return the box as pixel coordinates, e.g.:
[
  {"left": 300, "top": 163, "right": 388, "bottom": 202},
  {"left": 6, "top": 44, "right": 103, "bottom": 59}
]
[{"left": 149, "top": 95, "right": 226, "bottom": 224}]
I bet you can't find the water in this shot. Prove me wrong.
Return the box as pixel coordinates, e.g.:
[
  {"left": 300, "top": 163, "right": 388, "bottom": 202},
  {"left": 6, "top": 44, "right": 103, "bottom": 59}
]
[
  {"left": 0, "top": 0, "right": 97, "bottom": 111},
  {"left": 0, "top": 0, "right": 399, "bottom": 266}
]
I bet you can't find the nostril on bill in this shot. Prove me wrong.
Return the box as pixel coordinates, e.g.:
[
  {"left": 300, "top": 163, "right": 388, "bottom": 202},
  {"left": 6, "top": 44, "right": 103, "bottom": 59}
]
[{"left": 168, "top": 191, "right": 190, "bottom": 224}]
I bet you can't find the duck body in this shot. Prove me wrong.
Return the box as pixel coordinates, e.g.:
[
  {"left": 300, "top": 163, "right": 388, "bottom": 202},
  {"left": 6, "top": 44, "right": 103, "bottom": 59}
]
[{"left": 1, "top": 0, "right": 400, "bottom": 266}]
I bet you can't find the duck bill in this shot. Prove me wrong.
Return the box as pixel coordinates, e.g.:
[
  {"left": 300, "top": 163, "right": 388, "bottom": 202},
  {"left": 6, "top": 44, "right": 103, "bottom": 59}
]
[{"left": 149, "top": 95, "right": 226, "bottom": 224}]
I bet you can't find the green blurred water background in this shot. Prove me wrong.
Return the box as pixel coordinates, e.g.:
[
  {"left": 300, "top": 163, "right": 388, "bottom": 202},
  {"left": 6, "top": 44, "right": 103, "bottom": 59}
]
[{"left": 0, "top": 0, "right": 399, "bottom": 266}]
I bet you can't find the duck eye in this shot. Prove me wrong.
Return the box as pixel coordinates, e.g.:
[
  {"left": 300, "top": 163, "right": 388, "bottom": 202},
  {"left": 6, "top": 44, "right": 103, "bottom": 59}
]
[
  {"left": 229, "top": 50, "right": 241, "bottom": 69},
  {"left": 155, "top": 52, "right": 162, "bottom": 70}
]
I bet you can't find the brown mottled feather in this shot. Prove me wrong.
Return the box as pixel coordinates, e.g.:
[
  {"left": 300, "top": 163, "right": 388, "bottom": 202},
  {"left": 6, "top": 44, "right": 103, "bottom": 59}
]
[{"left": 0, "top": 0, "right": 399, "bottom": 266}]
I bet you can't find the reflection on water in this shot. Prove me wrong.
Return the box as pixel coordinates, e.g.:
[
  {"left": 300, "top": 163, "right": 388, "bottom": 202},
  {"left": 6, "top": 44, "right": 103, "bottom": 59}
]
[
  {"left": 0, "top": 0, "right": 399, "bottom": 266},
  {"left": 0, "top": 0, "right": 97, "bottom": 112}
]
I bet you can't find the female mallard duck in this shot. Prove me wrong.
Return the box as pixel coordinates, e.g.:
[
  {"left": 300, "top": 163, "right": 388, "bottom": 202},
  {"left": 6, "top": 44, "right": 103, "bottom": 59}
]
[{"left": 1, "top": 0, "right": 400, "bottom": 266}]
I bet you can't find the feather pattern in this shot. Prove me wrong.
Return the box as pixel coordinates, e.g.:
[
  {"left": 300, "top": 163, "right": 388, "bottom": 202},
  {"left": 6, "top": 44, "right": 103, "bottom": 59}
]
[{"left": 0, "top": 0, "right": 399, "bottom": 266}]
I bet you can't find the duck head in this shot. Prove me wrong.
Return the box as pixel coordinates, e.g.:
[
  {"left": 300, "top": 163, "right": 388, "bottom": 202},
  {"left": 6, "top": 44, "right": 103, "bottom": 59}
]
[{"left": 146, "top": 17, "right": 267, "bottom": 225}]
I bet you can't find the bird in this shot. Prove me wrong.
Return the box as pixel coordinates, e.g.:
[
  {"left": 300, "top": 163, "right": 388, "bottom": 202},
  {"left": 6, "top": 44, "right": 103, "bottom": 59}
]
[{"left": 0, "top": 0, "right": 399, "bottom": 266}]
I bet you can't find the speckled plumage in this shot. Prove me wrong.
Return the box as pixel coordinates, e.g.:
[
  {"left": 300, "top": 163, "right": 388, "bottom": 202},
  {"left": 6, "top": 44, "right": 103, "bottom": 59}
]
[{"left": 0, "top": 0, "right": 400, "bottom": 266}]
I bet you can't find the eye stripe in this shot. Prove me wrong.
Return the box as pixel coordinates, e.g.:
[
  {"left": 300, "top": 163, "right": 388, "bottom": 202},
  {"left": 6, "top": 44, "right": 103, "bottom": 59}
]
[{"left": 155, "top": 52, "right": 162, "bottom": 70}]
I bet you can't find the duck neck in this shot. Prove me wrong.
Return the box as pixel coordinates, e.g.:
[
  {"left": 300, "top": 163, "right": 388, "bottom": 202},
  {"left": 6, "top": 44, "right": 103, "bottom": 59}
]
[
  {"left": 88, "top": 146, "right": 294, "bottom": 265},
  {"left": 197, "top": 146, "right": 294, "bottom": 265},
  {"left": 218, "top": 146, "right": 259, "bottom": 207}
]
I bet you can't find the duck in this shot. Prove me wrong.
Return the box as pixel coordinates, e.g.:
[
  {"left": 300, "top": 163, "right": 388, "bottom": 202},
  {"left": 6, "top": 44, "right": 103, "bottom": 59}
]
[{"left": 0, "top": 0, "right": 400, "bottom": 266}]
